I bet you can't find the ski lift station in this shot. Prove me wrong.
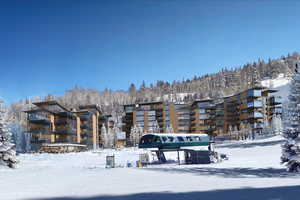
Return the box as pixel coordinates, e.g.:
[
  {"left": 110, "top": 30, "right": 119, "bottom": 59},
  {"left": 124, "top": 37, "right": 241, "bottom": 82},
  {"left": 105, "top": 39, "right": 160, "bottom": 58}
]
[{"left": 138, "top": 133, "right": 216, "bottom": 164}]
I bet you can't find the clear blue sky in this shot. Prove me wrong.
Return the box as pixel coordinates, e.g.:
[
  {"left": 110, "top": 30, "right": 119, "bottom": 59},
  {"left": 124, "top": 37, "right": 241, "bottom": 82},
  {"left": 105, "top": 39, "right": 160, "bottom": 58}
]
[{"left": 1, "top": 0, "right": 300, "bottom": 104}]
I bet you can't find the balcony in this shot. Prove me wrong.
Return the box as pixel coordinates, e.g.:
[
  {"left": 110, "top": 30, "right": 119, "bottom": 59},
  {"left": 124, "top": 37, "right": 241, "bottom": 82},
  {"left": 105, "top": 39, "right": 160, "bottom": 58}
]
[
  {"left": 252, "top": 112, "right": 263, "bottom": 118},
  {"left": 268, "top": 97, "right": 283, "bottom": 106},
  {"left": 178, "top": 122, "right": 190, "bottom": 127},
  {"left": 124, "top": 107, "right": 134, "bottom": 113},
  {"left": 273, "top": 107, "right": 283, "bottom": 114},
  {"left": 80, "top": 124, "right": 91, "bottom": 129},
  {"left": 247, "top": 101, "right": 262, "bottom": 108},
  {"left": 178, "top": 116, "right": 190, "bottom": 120},
  {"left": 29, "top": 127, "right": 50, "bottom": 134},
  {"left": 215, "top": 111, "right": 224, "bottom": 116},
  {"left": 81, "top": 132, "right": 92, "bottom": 137},
  {"left": 177, "top": 111, "right": 190, "bottom": 115},
  {"left": 190, "top": 117, "right": 196, "bottom": 121},
  {"left": 247, "top": 89, "right": 261, "bottom": 97},
  {"left": 28, "top": 113, "right": 51, "bottom": 125},
  {"left": 199, "top": 128, "right": 215, "bottom": 132},
  {"left": 199, "top": 114, "right": 214, "bottom": 120},
  {"left": 190, "top": 111, "right": 196, "bottom": 116},
  {"left": 197, "top": 102, "right": 215, "bottom": 109},
  {"left": 55, "top": 119, "right": 68, "bottom": 126},
  {"left": 80, "top": 115, "right": 90, "bottom": 121},
  {"left": 54, "top": 127, "right": 76, "bottom": 135},
  {"left": 178, "top": 127, "right": 190, "bottom": 132}
]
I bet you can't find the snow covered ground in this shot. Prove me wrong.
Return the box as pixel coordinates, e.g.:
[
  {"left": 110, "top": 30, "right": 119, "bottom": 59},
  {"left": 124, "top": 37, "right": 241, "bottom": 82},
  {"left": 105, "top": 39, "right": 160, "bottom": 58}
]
[
  {"left": 1, "top": 135, "right": 300, "bottom": 200},
  {"left": 261, "top": 74, "right": 291, "bottom": 101}
]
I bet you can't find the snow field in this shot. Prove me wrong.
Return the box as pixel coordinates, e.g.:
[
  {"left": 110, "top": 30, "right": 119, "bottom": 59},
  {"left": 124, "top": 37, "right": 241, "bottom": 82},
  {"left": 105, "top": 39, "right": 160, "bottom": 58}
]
[{"left": 0, "top": 135, "right": 300, "bottom": 200}]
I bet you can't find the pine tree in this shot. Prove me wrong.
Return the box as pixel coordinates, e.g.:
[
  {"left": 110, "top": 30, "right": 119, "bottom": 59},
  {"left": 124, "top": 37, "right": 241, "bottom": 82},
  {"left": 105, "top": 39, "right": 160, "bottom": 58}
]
[
  {"left": 130, "top": 125, "right": 139, "bottom": 146},
  {"left": 281, "top": 62, "right": 300, "bottom": 172},
  {"left": 0, "top": 99, "right": 18, "bottom": 168},
  {"left": 166, "top": 124, "right": 174, "bottom": 133}
]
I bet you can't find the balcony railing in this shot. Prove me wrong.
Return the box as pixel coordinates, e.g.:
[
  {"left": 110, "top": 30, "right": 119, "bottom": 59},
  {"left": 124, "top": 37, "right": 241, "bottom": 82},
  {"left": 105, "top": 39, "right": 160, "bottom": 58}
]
[
  {"left": 54, "top": 127, "right": 76, "bottom": 135},
  {"left": 29, "top": 127, "right": 50, "bottom": 134},
  {"left": 28, "top": 113, "right": 50, "bottom": 124},
  {"left": 55, "top": 119, "right": 68, "bottom": 125},
  {"left": 253, "top": 112, "right": 263, "bottom": 118},
  {"left": 178, "top": 116, "right": 190, "bottom": 120},
  {"left": 247, "top": 89, "right": 261, "bottom": 97},
  {"left": 268, "top": 97, "right": 283, "bottom": 105},
  {"left": 80, "top": 115, "right": 90, "bottom": 121},
  {"left": 247, "top": 101, "right": 262, "bottom": 108}
]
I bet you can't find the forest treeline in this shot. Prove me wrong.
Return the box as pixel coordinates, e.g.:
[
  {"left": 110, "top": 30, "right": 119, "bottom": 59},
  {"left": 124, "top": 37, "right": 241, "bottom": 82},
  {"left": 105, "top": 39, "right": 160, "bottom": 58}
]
[{"left": 9, "top": 52, "right": 300, "bottom": 127}]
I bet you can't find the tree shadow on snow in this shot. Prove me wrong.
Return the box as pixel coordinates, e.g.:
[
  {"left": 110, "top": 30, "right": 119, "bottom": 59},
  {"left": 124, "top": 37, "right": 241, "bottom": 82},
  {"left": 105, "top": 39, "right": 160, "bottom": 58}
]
[
  {"left": 217, "top": 139, "right": 284, "bottom": 149},
  {"left": 142, "top": 167, "right": 300, "bottom": 178},
  {"left": 217, "top": 138, "right": 300, "bottom": 149},
  {"left": 31, "top": 185, "right": 300, "bottom": 200}
]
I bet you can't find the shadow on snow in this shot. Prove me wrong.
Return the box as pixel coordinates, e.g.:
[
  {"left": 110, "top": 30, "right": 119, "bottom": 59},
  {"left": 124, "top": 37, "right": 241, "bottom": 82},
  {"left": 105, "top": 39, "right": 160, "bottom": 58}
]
[
  {"left": 142, "top": 167, "right": 300, "bottom": 178},
  {"left": 216, "top": 139, "right": 284, "bottom": 149},
  {"left": 32, "top": 185, "right": 300, "bottom": 200}
]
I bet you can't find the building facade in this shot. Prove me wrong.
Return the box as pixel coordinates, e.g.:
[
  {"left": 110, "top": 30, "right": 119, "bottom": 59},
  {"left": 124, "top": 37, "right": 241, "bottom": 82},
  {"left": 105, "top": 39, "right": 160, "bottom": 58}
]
[
  {"left": 122, "top": 87, "right": 282, "bottom": 141},
  {"left": 25, "top": 101, "right": 112, "bottom": 150}
]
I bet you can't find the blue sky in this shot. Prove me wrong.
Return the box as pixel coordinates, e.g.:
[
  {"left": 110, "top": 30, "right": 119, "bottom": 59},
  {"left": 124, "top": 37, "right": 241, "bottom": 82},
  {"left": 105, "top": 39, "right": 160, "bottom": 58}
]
[{"left": 1, "top": 0, "right": 300, "bottom": 104}]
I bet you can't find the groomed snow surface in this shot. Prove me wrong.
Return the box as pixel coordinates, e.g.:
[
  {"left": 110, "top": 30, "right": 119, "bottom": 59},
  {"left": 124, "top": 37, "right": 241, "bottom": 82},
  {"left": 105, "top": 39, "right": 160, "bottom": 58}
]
[{"left": 1, "top": 135, "right": 300, "bottom": 200}]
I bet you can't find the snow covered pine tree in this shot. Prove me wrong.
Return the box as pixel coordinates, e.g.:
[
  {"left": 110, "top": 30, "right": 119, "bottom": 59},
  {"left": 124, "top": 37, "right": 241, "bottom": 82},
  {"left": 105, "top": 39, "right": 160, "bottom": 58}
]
[
  {"left": 0, "top": 99, "right": 18, "bottom": 168},
  {"left": 281, "top": 62, "right": 300, "bottom": 172}
]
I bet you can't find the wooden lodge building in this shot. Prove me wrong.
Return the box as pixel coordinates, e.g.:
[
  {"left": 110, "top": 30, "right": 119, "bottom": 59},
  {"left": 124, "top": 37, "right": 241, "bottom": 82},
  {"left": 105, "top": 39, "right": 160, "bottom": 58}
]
[{"left": 122, "top": 87, "right": 282, "bottom": 140}]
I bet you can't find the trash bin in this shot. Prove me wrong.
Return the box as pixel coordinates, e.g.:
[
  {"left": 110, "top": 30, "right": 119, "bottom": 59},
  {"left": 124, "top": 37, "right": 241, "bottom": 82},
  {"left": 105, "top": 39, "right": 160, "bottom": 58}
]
[{"left": 106, "top": 155, "right": 115, "bottom": 168}]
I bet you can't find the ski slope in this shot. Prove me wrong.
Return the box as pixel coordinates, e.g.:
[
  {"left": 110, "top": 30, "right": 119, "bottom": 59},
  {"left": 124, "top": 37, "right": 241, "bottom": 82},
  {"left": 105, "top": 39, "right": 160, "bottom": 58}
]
[
  {"left": 261, "top": 74, "right": 291, "bottom": 101},
  {"left": 0, "top": 135, "right": 300, "bottom": 200}
]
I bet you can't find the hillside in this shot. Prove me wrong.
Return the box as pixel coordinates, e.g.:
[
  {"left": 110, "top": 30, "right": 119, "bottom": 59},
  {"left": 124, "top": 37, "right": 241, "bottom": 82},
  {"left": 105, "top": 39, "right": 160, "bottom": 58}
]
[{"left": 7, "top": 52, "right": 299, "bottom": 127}]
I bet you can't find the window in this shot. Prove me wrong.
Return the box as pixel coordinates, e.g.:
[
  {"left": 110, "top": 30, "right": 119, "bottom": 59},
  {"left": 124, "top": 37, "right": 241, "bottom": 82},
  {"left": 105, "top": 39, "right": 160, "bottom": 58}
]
[
  {"left": 162, "top": 137, "right": 168, "bottom": 142},
  {"left": 168, "top": 136, "right": 174, "bottom": 142},
  {"left": 140, "top": 135, "right": 154, "bottom": 144},
  {"left": 177, "top": 136, "right": 184, "bottom": 142},
  {"left": 154, "top": 136, "right": 161, "bottom": 143}
]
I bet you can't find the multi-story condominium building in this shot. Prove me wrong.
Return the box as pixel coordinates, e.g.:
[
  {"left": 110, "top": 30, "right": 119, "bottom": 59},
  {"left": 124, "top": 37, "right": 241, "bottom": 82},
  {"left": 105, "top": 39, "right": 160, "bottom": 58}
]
[
  {"left": 123, "top": 102, "right": 165, "bottom": 138},
  {"left": 123, "top": 102, "right": 195, "bottom": 138},
  {"left": 122, "top": 87, "right": 282, "bottom": 141},
  {"left": 172, "top": 104, "right": 191, "bottom": 133},
  {"left": 262, "top": 89, "right": 283, "bottom": 126},
  {"left": 215, "top": 101, "right": 225, "bottom": 136},
  {"left": 224, "top": 87, "right": 265, "bottom": 135},
  {"left": 190, "top": 100, "right": 216, "bottom": 135},
  {"left": 25, "top": 101, "right": 109, "bottom": 150}
]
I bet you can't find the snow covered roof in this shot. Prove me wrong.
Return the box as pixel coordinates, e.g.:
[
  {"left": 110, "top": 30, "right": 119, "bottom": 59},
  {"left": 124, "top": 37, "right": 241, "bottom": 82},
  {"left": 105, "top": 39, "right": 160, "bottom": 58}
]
[{"left": 144, "top": 133, "right": 209, "bottom": 137}]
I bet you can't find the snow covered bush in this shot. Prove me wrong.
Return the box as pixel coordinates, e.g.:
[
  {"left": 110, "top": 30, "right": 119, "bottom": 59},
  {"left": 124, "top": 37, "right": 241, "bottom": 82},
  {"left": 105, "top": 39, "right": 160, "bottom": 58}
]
[
  {"left": 281, "top": 62, "right": 300, "bottom": 172},
  {"left": 0, "top": 100, "right": 18, "bottom": 168}
]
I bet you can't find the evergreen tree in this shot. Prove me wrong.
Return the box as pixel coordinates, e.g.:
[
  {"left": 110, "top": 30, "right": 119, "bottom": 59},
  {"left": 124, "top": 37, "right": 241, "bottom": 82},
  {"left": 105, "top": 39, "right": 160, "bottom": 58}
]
[
  {"left": 130, "top": 125, "right": 140, "bottom": 146},
  {"left": 0, "top": 99, "right": 18, "bottom": 168},
  {"left": 166, "top": 124, "right": 174, "bottom": 133},
  {"left": 281, "top": 62, "right": 300, "bottom": 172}
]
